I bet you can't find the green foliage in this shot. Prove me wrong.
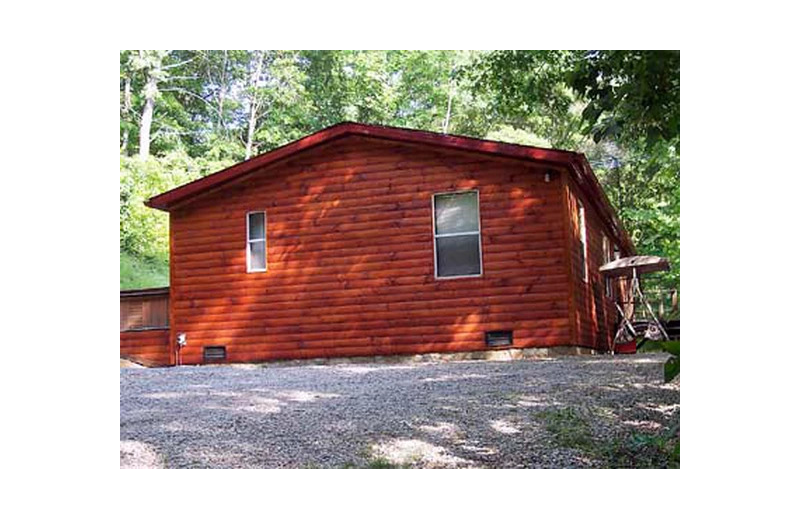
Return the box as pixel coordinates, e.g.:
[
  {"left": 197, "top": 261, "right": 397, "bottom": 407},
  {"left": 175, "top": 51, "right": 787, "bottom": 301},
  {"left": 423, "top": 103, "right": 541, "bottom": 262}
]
[
  {"left": 484, "top": 125, "right": 551, "bottom": 148},
  {"left": 664, "top": 356, "right": 680, "bottom": 383},
  {"left": 590, "top": 137, "right": 680, "bottom": 290},
  {"left": 119, "top": 151, "right": 233, "bottom": 278},
  {"left": 471, "top": 50, "right": 680, "bottom": 149},
  {"left": 120, "top": 50, "right": 680, "bottom": 292},
  {"left": 466, "top": 50, "right": 586, "bottom": 149},
  {"left": 603, "top": 428, "right": 680, "bottom": 469},
  {"left": 365, "top": 457, "right": 404, "bottom": 469},
  {"left": 536, "top": 407, "right": 596, "bottom": 452},
  {"left": 469, "top": 51, "right": 680, "bottom": 293},
  {"left": 570, "top": 50, "right": 680, "bottom": 146},
  {"left": 340, "top": 456, "right": 407, "bottom": 468},
  {"left": 536, "top": 406, "right": 679, "bottom": 468},
  {"left": 120, "top": 251, "right": 169, "bottom": 290},
  {"left": 640, "top": 340, "right": 681, "bottom": 382}
]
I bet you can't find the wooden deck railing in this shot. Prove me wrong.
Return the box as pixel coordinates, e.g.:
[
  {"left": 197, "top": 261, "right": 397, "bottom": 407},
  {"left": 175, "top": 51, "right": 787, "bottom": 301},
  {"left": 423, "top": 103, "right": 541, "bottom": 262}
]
[{"left": 619, "top": 288, "right": 680, "bottom": 321}]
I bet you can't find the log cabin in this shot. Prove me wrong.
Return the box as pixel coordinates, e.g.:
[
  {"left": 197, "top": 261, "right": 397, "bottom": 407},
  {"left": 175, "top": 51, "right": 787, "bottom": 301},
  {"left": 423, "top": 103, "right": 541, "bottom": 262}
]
[{"left": 120, "top": 122, "right": 634, "bottom": 366}]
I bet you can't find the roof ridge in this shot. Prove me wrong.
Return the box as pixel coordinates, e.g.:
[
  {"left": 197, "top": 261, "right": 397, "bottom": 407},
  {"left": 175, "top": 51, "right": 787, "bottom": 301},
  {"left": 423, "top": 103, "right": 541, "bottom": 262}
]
[{"left": 145, "top": 121, "right": 633, "bottom": 252}]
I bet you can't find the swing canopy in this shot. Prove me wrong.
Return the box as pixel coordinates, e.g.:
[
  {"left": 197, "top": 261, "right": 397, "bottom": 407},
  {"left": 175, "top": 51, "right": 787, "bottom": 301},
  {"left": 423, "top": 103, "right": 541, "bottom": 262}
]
[{"left": 600, "top": 255, "right": 670, "bottom": 278}]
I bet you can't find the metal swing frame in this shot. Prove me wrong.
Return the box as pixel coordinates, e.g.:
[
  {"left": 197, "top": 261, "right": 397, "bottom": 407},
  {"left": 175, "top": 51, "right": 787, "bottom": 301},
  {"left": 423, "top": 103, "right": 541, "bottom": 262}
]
[
  {"left": 613, "top": 267, "right": 669, "bottom": 348},
  {"left": 600, "top": 256, "right": 671, "bottom": 353}
]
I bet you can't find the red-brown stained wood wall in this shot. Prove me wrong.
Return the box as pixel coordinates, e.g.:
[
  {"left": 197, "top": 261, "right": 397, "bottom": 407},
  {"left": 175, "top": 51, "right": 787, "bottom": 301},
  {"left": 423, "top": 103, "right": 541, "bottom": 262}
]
[
  {"left": 120, "top": 329, "right": 170, "bottom": 367},
  {"left": 563, "top": 175, "right": 627, "bottom": 350},
  {"left": 168, "top": 135, "right": 581, "bottom": 364}
]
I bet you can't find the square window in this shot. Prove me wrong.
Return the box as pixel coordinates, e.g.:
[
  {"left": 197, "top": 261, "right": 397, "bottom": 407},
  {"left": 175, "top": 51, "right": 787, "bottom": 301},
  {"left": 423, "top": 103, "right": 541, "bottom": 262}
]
[
  {"left": 249, "top": 240, "right": 266, "bottom": 271},
  {"left": 435, "top": 234, "right": 481, "bottom": 277}
]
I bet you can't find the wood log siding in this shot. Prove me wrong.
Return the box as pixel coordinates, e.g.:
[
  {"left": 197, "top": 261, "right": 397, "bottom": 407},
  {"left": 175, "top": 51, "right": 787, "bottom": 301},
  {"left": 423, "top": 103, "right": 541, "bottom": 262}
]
[
  {"left": 120, "top": 291, "right": 170, "bottom": 366},
  {"left": 563, "top": 175, "right": 626, "bottom": 350},
  {"left": 169, "top": 136, "right": 589, "bottom": 364},
  {"left": 120, "top": 294, "right": 169, "bottom": 331},
  {"left": 120, "top": 329, "right": 170, "bottom": 366}
]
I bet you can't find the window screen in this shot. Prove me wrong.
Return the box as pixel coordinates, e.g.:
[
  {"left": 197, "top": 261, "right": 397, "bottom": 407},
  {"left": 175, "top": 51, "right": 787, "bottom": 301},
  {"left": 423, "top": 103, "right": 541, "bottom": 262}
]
[
  {"left": 247, "top": 211, "right": 267, "bottom": 272},
  {"left": 433, "top": 191, "right": 482, "bottom": 278}
]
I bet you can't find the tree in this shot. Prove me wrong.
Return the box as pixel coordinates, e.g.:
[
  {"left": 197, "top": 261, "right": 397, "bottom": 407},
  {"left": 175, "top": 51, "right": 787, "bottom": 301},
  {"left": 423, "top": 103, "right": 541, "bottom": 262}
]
[
  {"left": 241, "top": 50, "right": 308, "bottom": 158},
  {"left": 570, "top": 50, "right": 680, "bottom": 146},
  {"left": 588, "top": 138, "right": 680, "bottom": 289},
  {"left": 468, "top": 50, "right": 681, "bottom": 291},
  {"left": 120, "top": 50, "right": 680, "bottom": 292},
  {"left": 128, "top": 51, "right": 168, "bottom": 159},
  {"left": 466, "top": 50, "right": 586, "bottom": 149},
  {"left": 120, "top": 51, "right": 134, "bottom": 154},
  {"left": 123, "top": 50, "right": 210, "bottom": 160},
  {"left": 468, "top": 50, "right": 680, "bottom": 149}
]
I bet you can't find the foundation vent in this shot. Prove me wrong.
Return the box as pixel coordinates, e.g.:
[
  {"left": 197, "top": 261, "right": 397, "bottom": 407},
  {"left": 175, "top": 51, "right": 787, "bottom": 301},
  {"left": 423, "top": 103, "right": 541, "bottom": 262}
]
[
  {"left": 203, "top": 346, "right": 227, "bottom": 363},
  {"left": 485, "top": 330, "right": 513, "bottom": 348}
]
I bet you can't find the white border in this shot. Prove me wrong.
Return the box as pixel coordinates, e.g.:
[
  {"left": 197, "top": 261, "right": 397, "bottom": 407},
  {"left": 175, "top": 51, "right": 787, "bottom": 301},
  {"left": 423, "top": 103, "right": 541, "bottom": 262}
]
[
  {"left": 246, "top": 210, "right": 267, "bottom": 273},
  {"left": 431, "top": 189, "right": 483, "bottom": 279}
]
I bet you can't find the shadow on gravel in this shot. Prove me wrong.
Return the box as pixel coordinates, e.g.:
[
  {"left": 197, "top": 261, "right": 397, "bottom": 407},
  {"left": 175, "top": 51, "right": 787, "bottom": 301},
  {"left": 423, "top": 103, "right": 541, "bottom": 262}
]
[{"left": 120, "top": 354, "right": 679, "bottom": 468}]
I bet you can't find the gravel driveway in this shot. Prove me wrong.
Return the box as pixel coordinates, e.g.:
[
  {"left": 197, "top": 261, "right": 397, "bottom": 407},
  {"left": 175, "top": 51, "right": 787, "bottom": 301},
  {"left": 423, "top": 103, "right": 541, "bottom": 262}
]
[{"left": 120, "top": 353, "right": 679, "bottom": 468}]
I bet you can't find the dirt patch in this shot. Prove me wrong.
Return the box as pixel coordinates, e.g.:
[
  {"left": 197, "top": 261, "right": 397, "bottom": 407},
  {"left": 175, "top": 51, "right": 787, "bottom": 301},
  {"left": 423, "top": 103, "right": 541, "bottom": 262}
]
[{"left": 120, "top": 358, "right": 145, "bottom": 369}]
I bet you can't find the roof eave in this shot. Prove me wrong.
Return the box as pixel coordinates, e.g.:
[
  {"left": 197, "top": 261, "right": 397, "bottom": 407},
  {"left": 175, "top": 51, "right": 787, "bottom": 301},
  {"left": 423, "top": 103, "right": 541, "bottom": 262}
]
[{"left": 144, "top": 122, "right": 634, "bottom": 252}]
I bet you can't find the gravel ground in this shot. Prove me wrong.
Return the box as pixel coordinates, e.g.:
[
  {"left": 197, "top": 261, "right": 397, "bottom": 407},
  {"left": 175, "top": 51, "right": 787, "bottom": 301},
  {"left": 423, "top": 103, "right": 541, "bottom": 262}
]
[{"left": 120, "top": 353, "right": 679, "bottom": 469}]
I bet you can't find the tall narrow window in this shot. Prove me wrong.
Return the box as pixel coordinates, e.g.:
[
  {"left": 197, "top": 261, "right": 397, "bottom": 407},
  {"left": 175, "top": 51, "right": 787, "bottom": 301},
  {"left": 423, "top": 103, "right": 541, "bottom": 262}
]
[
  {"left": 433, "top": 191, "right": 482, "bottom": 278},
  {"left": 602, "top": 234, "right": 613, "bottom": 298},
  {"left": 247, "top": 211, "right": 267, "bottom": 272},
  {"left": 577, "top": 201, "right": 587, "bottom": 282}
]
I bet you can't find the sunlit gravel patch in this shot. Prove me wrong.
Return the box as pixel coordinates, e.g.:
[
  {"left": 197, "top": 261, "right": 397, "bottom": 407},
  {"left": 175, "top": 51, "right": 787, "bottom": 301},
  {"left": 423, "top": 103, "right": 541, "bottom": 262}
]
[{"left": 120, "top": 353, "right": 679, "bottom": 468}]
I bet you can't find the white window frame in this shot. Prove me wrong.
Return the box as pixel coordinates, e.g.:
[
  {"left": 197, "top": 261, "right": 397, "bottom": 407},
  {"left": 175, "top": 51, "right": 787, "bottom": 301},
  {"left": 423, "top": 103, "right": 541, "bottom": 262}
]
[
  {"left": 432, "top": 189, "right": 484, "bottom": 280},
  {"left": 246, "top": 210, "right": 267, "bottom": 273},
  {"left": 578, "top": 201, "right": 588, "bottom": 282}
]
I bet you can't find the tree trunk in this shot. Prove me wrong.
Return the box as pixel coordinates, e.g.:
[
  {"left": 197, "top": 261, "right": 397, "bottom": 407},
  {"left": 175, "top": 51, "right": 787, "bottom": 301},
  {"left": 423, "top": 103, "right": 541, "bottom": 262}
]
[
  {"left": 443, "top": 86, "right": 454, "bottom": 134},
  {"left": 121, "top": 76, "right": 131, "bottom": 153},
  {"left": 244, "top": 51, "right": 264, "bottom": 160},
  {"left": 442, "top": 68, "right": 455, "bottom": 134},
  {"left": 217, "top": 50, "right": 228, "bottom": 132},
  {"left": 139, "top": 73, "right": 157, "bottom": 160},
  {"left": 138, "top": 51, "right": 162, "bottom": 160}
]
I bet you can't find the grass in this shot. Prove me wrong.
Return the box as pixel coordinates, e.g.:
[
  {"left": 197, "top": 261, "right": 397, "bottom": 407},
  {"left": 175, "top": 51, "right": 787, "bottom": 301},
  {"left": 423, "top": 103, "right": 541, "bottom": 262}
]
[
  {"left": 120, "top": 251, "right": 169, "bottom": 290},
  {"left": 365, "top": 457, "right": 405, "bottom": 469},
  {"left": 535, "top": 406, "right": 679, "bottom": 468},
  {"left": 536, "top": 407, "right": 597, "bottom": 453},
  {"left": 340, "top": 456, "right": 408, "bottom": 469},
  {"left": 604, "top": 429, "right": 680, "bottom": 468}
]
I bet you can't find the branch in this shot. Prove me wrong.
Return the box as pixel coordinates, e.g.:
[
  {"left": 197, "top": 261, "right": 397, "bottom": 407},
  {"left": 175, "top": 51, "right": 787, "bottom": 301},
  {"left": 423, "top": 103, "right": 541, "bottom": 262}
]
[
  {"left": 163, "top": 75, "right": 201, "bottom": 82},
  {"left": 163, "top": 57, "right": 194, "bottom": 70},
  {"left": 161, "top": 87, "right": 215, "bottom": 108}
]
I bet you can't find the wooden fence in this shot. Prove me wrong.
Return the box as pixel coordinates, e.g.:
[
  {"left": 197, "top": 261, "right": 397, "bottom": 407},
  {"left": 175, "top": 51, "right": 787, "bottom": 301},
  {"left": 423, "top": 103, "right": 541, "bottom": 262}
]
[{"left": 120, "top": 287, "right": 171, "bottom": 366}]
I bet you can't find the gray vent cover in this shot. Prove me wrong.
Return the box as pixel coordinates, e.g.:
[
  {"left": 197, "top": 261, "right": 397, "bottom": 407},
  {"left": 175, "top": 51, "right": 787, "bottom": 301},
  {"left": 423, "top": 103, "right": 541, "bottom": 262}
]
[
  {"left": 203, "top": 346, "right": 227, "bottom": 362},
  {"left": 485, "top": 331, "right": 513, "bottom": 348}
]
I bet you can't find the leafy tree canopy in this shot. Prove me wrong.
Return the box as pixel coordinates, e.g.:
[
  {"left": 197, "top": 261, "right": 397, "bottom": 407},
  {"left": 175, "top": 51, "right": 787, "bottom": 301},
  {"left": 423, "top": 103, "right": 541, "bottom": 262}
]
[{"left": 120, "top": 50, "right": 679, "bottom": 295}]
